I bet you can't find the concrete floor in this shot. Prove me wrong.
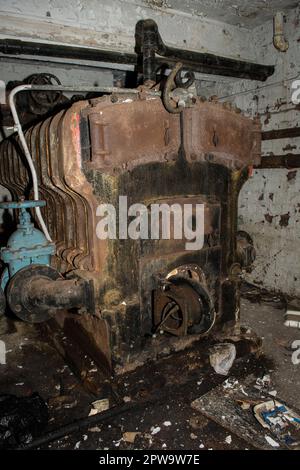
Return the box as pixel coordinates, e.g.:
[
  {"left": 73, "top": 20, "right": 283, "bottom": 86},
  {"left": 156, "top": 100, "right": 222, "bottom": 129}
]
[
  {"left": 240, "top": 294, "right": 300, "bottom": 410},
  {"left": 0, "top": 290, "right": 299, "bottom": 450}
]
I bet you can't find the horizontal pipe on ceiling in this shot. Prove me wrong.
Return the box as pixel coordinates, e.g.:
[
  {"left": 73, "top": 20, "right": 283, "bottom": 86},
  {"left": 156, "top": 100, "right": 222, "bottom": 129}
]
[
  {"left": 257, "top": 154, "right": 300, "bottom": 168},
  {"left": 262, "top": 127, "right": 300, "bottom": 140},
  {"left": 0, "top": 37, "right": 274, "bottom": 81}
]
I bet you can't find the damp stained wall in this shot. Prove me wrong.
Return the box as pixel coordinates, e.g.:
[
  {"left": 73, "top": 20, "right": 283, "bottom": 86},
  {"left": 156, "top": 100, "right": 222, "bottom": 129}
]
[
  {"left": 242, "top": 9, "right": 300, "bottom": 298},
  {"left": 212, "top": 6, "right": 300, "bottom": 297}
]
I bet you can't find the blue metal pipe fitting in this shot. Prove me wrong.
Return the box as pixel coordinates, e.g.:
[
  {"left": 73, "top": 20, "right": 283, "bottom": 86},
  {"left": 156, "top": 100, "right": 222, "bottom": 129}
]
[{"left": 0, "top": 200, "right": 55, "bottom": 291}]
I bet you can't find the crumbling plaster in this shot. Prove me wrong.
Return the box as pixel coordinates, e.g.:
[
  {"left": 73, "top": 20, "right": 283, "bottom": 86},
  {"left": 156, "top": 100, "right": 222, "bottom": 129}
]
[{"left": 221, "top": 6, "right": 300, "bottom": 297}]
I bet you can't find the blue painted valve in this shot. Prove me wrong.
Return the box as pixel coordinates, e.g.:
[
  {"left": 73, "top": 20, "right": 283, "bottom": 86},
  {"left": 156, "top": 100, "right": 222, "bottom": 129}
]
[
  {"left": 0, "top": 199, "right": 92, "bottom": 323},
  {"left": 0, "top": 200, "right": 55, "bottom": 292}
]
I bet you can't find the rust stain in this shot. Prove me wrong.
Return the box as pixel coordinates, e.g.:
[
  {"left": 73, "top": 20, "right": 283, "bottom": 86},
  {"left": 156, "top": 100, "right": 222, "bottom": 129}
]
[
  {"left": 287, "top": 170, "right": 297, "bottom": 181},
  {"left": 264, "top": 213, "right": 274, "bottom": 223},
  {"left": 283, "top": 144, "right": 297, "bottom": 151},
  {"left": 279, "top": 212, "right": 290, "bottom": 227},
  {"left": 264, "top": 109, "right": 271, "bottom": 126}
]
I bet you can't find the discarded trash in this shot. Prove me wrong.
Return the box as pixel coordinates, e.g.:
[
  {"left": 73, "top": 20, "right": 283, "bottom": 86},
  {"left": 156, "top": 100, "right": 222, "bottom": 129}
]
[
  {"left": 0, "top": 340, "right": 6, "bottom": 365},
  {"left": 123, "top": 396, "right": 131, "bottom": 403},
  {"left": 239, "top": 400, "right": 251, "bottom": 410},
  {"left": 223, "top": 378, "right": 239, "bottom": 389},
  {"left": 254, "top": 400, "right": 300, "bottom": 449},
  {"left": 123, "top": 431, "right": 140, "bottom": 443},
  {"left": 88, "top": 426, "right": 101, "bottom": 433},
  {"left": 265, "top": 435, "right": 279, "bottom": 447},
  {"left": 48, "top": 395, "right": 77, "bottom": 410},
  {"left": 163, "top": 421, "right": 171, "bottom": 427},
  {"left": 0, "top": 393, "right": 48, "bottom": 449},
  {"left": 151, "top": 426, "right": 161, "bottom": 435},
  {"left": 255, "top": 374, "right": 271, "bottom": 391},
  {"left": 236, "top": 398, "right": 261, "bottom": 410},
  {"left": 209, "top": 343, "right": 236, "bottom": 375},
  {"left": 225, "top": 435, "right": 232, "bottom": 444},
  {"left": 284, "top": 300, "right": 300, "bottom": 329},
  {"left": 241, "top": 283, "right": 284, "bottom": 306},
  {"left": 88, "top": 398, "right": 109, "bottom": 416}
]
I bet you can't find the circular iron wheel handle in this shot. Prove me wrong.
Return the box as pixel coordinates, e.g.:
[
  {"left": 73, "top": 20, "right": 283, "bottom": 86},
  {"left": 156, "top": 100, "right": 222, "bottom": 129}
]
[
  {"left": 7, "top": 264, "right": 62, "bottom": 323},
  {"left": 27, "top": 73, "right": 62, "bottom": 107},
  {"left": 175, "top": 70, "right": 195, "bottom": 89},
  {"left": 167, "top": 275, "right": 216, "bottom": 335}
]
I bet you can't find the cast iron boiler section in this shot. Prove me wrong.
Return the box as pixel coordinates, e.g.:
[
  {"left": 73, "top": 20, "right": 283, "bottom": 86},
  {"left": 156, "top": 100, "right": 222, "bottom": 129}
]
[{"left": 0, "top": 87, "right": 261, "bottom": 372}]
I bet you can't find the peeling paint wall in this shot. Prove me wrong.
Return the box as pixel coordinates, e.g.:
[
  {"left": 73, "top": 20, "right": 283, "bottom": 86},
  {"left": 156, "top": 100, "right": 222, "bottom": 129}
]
[
  {"left": 239, "top": 169, "right": 300, "bottom": 296},
  {"left": 213, "top": 6, "right": 300, "bottom": 297}
]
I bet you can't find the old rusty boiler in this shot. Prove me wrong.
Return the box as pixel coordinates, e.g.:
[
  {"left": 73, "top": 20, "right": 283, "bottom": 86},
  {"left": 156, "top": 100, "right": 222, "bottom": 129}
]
[{"left": 0, "top": 88, "right": 261, "bottom": 372}]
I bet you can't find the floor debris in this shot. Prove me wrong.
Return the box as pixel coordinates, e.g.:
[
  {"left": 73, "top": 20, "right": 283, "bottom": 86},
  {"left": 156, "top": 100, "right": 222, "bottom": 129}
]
[
  {"left": 240, "top": 282, "right": 285, "bottom": 307},
  {"left": 264, "top": 435, "right": 280, "bottom": 447},
  {"left": 48, "top": 395, "right": 78, "bottom": 410},
  {"left": 89, "top": 398, "right": 110, "bottom": 416},
  {"left": 0, "top": 295, "right": 299, "bottom": 450},
  {"left": 209, "top": 343, "right": 236, "bottom": 375},
  {"left": 122, "top": 431, "right": 140, "bottom": 443},
  {"left": 0, "top": 393, "right": 48, "bottom": 449},
  {"left": 0, "top": 340, "right": 6, "bottom": 365},
  {"left": 150, "top": 426, "right": 161, "bottom": 435},
  {"left": 74, "top": 440, "right": 81, "bottom": 449},
  {"left": 191, "top": 376, "right": 300, "bottom": 450},
  {"left": 254, "top": 400, "right": 300, "bottom": 449}
]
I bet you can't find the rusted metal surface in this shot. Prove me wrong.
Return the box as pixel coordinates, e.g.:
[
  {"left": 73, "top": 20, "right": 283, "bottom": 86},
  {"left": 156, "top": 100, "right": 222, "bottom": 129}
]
[
  {"left": 261, "top": 127, "right": 300, "bottom": 140},
  {"left": 183, "top": 101, "right": 261, "bottom": 169},
  {"left": 85, "top": 94, "right": 180, "bottom": 171},
  {"left": 258, "top": 154, "right": 300, "bottom": 168},
  {"left": 0, "top": 92, "right": 261, "bottom": 372}
]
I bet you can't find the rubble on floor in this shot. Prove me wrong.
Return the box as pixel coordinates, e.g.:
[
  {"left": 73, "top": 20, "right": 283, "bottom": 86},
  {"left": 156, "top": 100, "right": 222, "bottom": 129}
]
[{"left": 0, "top": 288, "right": 300, "bottom": 450}]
